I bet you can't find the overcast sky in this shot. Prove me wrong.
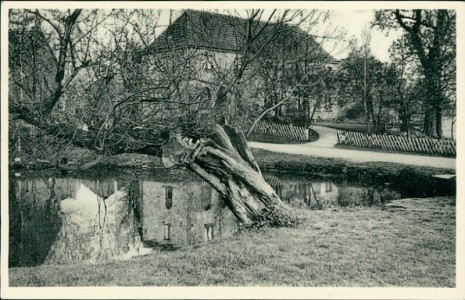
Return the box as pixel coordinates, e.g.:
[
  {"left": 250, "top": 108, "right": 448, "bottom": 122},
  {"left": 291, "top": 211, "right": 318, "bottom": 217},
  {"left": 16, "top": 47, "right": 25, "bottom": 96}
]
[{"left": 327, "top": 10, "right": 403, "bottom": 62}]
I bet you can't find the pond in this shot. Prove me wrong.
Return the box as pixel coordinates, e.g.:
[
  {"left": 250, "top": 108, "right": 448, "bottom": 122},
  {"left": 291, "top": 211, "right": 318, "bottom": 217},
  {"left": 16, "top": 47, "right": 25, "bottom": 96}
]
[{"left": 8, "top": 168, "right": 452, "bottom": 268}]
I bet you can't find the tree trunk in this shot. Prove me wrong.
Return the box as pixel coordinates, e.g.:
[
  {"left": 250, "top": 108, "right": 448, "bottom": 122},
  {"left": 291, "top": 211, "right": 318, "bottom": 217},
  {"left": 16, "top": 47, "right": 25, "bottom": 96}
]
[
  {"left": 273, "top": 94, "right": 280, "bottom": 119},
  {"left": 367, "top": 95, "right": 376, "bottom": 132},
  {"left": 422, "top": 66, "right": 444, "bottom": 138},
  {"left": 308, "top": 104, "right": 317, "bottom": 127},
  {"left": 12, "top": 103, "right": 296, "bottom": 227},
  {"left": 400, "top": 115, "right": 409, "bottom": 134},
  {"left": 171, "top": 124, "right": 297, "bottom": 227},
  {"left": 363, "top": 98, "right": 371, "bottom": 134},
  {"left": 423, "top": 108, "right": 434, "bottom": 137},
  {"left": 435, "top": 106, "right": 443, "bottom": 139},
  {"left": 423, "top": 106, "right": 442, "bottom": 138}
]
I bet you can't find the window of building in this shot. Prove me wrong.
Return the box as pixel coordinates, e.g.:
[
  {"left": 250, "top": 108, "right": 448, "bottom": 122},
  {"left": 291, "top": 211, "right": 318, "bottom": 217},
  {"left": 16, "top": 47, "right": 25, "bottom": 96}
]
[
  {"left": 204, "top": 54, "right": 213, "bottom": 70},
  {"left": 233, "top": 58, "right": 241, "bottom": 72},
  {"left": 163, "top": 223, "right": 171, "bottom": 240},
  {"left": 204, "top": 223, "right": 214, "bottom": 241},
  {"left": 201, "top": 185, "right": 212, "bottom": 211},
  {"left": 164, "top": 186, "right": 173, "bottom": 209},
  {"left": 325, "top": 182, "right": 332, "bottom": 193}
]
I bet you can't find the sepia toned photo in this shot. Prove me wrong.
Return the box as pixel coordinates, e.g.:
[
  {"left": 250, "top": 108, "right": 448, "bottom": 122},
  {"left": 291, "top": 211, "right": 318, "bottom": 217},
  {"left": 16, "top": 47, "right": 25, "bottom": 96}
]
[{"left": 1, "top": 1, "right": 463, "bottom": 299}]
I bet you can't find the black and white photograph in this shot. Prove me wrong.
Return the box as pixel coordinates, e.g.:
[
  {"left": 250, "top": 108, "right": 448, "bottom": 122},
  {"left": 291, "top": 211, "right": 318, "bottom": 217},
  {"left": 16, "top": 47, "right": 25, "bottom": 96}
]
[{"left": 1, "top": 1, "right": 463, "bottom": 299}]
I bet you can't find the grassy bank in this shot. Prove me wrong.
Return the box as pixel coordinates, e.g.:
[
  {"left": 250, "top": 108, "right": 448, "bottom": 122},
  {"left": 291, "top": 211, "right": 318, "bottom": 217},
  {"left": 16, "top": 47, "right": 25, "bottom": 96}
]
[{"left": 9, "top": 196, "right": 455, "bottom": 287}]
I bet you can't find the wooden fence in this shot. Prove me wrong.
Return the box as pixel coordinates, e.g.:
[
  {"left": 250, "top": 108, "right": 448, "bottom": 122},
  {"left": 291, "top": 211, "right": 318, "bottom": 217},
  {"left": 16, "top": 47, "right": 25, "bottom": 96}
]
[
  {"left": 247, "top": 121, "right": 309, "bottom": 141},
  {"left": 337, "top": 130, "right": 456, "bottom": 156}
]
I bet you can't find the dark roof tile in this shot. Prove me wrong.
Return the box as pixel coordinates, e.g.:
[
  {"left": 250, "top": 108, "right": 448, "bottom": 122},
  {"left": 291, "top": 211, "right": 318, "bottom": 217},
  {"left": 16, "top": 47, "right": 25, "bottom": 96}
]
[{"left": 144, "top": 10, "right": 335, "bottom": 62}]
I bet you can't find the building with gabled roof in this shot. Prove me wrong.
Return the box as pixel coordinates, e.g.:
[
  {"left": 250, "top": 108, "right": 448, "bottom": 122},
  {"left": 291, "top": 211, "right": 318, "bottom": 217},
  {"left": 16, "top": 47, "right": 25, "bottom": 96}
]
[
  {"left": 141, "top": 9, "right": 338, "bottom": 64},
  {"left": 135, "top": 9, "right": 341, "bottom": 126}
]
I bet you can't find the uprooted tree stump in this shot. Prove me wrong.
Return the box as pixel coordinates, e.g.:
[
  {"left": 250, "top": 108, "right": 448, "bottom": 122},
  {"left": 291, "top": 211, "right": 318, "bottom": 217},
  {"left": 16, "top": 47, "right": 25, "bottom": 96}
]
[
  {"left": 15, "top": 105, "right": 297, "bottom": 228},
  {"left": 164, "top": 124, "right": 298, "bottom": 228}
]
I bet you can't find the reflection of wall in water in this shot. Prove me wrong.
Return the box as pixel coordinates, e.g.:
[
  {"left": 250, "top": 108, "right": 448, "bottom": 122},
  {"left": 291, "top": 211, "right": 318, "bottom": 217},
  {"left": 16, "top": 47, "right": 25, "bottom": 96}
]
[
  {"left": 142, "top": 181, "right": 237, "bottom": 246},
  {"left": 337, "top": 186, "right": 380, "bottom": 207},
  {"left": 10, "top": 177, "right": 142, "bottom": 266},
  {"left": 313, "top": 181, "right": 339, "bottom": 207},
  {"left": 44, "top": 180, "right": 141, "bottom": 265}
]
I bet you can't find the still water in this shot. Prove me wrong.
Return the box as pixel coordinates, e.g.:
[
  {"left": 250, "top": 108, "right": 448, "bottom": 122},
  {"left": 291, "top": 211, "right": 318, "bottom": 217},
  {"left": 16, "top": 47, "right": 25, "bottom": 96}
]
[{"left": 9, "top": 169, "right": 401, "bottom": 268}]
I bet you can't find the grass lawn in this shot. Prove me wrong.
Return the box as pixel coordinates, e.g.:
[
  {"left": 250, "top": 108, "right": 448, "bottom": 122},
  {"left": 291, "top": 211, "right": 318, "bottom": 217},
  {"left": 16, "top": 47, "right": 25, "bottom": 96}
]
[{"left": 9, "top": 196, "right": 455, "bottom": 287}]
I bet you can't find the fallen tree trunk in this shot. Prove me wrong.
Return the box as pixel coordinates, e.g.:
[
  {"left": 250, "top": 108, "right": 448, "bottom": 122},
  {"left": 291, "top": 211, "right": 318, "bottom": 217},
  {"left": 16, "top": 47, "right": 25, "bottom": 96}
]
[
  {"left": 171, "top": 124, "right": 297, "bottom": 227},
  {"left": 12, "top": 104, "right": 296, "bottom": 227}
]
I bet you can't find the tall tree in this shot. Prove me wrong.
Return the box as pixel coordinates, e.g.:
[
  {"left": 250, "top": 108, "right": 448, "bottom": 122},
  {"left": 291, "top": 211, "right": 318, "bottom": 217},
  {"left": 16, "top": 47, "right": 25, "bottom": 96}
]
[
  {"left": 337, "top": 35, "right": 387, "bottom": 133},
  {"left": 10, "top": 9, "right": 338, "bottom": 227},
  {"left": 387, "top": 36, "right": 424, "bottom": 136},
  {"left": 374, "top": 9, "right": 456, "bottom": 138},
  {"left": 247, "top": 10, "right": 342, "bottom": 132}
]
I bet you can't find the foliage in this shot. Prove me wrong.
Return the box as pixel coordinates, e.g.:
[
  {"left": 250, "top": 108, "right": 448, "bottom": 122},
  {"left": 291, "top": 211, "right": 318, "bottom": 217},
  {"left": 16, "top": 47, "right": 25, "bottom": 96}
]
[
  {"left": 8, "top": 8, "right": 348, "bottom": 228},
  {"left": 334, "top": 37, "right": 398, "bottom": 133},
  {"left": 382, "top": 36, "right": 425, "bottom": 134},
  {"left": 338, "top": 102, "right": 365, "bottom": 121},
  {"left": 8, "top": 9, "right": 342, "bottom": 157},
  {"left": 373, "top": 9, "right": 456, "bottom": 138}
]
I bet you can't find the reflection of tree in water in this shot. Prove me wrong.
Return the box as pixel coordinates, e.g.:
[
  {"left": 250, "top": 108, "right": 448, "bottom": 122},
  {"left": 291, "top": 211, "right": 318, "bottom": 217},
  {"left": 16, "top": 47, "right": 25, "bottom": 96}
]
[
  {"left": 9, "top": 175, "right": 21, "bottom": 267},
  {"left": 264, "top": 175, "right": 335, "bottom": 209},
  {"left": 9, "top": 175, "right": 62, "bottom": 267},
  {"left": 9, "top": 171, "right": 405, "bottom": 268},
  {"left": 128, "top": 180, "right": 143, "bottom": 240},
  {"left": 337, "top": 184, "right": 401, "bottom": 207},
  {"left": 264, "top": 174, "right": 402, "bottom": 209}
]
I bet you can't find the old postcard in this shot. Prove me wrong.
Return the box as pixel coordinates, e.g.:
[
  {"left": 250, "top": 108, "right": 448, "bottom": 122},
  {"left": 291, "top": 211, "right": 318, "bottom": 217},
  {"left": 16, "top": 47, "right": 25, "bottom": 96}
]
[{"left": 1, "top": 1, "right": 464, "bottom": 299}]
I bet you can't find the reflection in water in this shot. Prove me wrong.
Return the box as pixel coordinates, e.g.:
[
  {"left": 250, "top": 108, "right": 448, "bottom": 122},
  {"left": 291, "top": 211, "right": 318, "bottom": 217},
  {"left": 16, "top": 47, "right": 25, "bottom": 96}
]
[
  {"left": 9, "top": 177, "right": 62, "bottom": 267},
  {"left": 141, "top": 181, "right": 237, "bottom": 247},
  {"left": 265, "top": 175, "right": 400, "bottom": 209},
  {"left": 9, "top": 171, "right": 401, "bottom": 267},
  {"left": 45, "top": 181, "right": 152, "bottom": 265}
]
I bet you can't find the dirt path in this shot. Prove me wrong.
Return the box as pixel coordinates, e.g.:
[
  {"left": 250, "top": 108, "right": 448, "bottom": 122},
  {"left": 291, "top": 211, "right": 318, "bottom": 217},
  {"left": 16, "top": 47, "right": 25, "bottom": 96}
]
[{"left": 249, "top": 126, "right": 456, "bottom": 170}]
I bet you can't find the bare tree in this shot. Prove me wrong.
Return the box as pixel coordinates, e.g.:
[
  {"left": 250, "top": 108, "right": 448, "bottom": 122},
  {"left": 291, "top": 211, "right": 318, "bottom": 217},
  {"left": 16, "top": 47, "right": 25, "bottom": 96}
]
[
  {"left": 246, "top": 10, "right": 343, "bottom": 132},
  {"left": 387, "top": 36, "right": 425, "bottom": 136},
  {"left": 9, "top": 8, "right": 340, "bottom": 227}
]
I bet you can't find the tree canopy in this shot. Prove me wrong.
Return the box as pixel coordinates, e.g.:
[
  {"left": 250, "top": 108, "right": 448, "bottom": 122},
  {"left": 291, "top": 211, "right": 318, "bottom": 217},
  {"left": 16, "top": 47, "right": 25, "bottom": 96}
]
[{"left": 373, "top": 9, "right": 456, "bottom": 138}]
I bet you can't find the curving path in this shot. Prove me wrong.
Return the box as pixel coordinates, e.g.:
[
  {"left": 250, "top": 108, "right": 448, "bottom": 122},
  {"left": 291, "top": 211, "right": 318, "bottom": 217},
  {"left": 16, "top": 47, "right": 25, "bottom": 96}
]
[{"left": 249, "top": 126, "right": 456, "bottom": 170}]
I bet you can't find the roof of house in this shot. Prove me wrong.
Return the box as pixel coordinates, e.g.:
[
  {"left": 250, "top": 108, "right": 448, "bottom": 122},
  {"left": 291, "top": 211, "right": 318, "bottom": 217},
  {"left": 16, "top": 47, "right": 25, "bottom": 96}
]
[{"left": 143, "top": 10, "right": 336, "bottom": 62}]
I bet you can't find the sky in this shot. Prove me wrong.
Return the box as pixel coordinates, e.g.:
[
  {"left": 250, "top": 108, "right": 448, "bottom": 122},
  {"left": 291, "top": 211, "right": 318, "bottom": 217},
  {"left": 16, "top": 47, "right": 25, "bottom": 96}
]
[{"left": 327, "top": 10, "right": 403, "bottom": 62}]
